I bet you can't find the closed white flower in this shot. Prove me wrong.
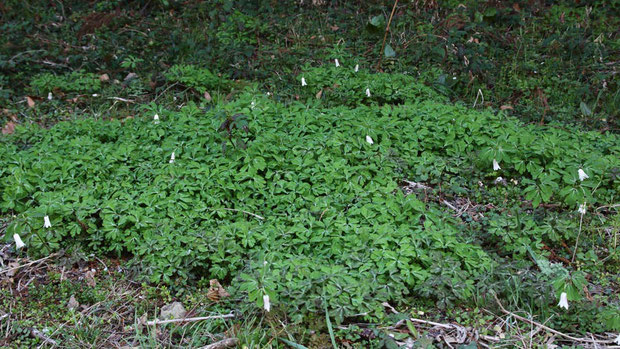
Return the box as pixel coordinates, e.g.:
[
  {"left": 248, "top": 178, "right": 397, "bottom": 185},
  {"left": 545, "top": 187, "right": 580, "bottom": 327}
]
[
  {"left": 494, "top": 177, "right": 504, "bottom": 184},
  {"left": 578, "top": 169, "right": 589, "bottom": 181},
  {"left": 366, "top": 135, "right": 374, "bottom": 145},
  {"left": 366, "top": 88, "right": 371, "bottom": 97},
  {"left": 578, "top": 203, "right": 586, "bottom": 215},
  {"left": 354, "top": 64, "right": 359, "bottom": 72},
  {"left": 153, "top": 114, "right": 160, "bottom": 124},
  {"left": 169, "top": 152, "right": 175, "bottom": 163},
  {"left": 263, "top": 294, "right": 271, "bottom": 312},
  {"left": 493, "top": 159, "right": 501, "bottom": 171},
  {"left": 13, "top": 234, "right": 26, "bottom": 249},
  {"left": 44, "top": 215, "right": 52, "bottom": 228},
  {"left": 301, "top": 77, "right": 307, "bottom": 86},
  {"left": 47, "top": 92, "right": 53, "bottom": 100},
  {"left": 557, "top": 292, "right": 569, "bottom": 310},
  {"left": 335, "top": 59, "right": 340, "bottom": 67}
]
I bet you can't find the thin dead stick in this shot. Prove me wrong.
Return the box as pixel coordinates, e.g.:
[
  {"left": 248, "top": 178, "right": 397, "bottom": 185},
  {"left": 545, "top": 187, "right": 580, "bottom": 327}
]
[
  {"left": 216, "top": 208, "right": 264, "bottom": 220},
  {"left": 147, "top": 313, "right": 235, "bottom": 326},
  {"left": 31, "top": 328, "right": 58, "bottom": 346},
  {"left": 376, "top": 0, "right": 399, "bottom": 70},
  {"left": 199, "top": 338, "right": 239, "bottom": 349},
  {"left": 107, "top": 97, "right": 135, "bottom": 103},
  {"left": 492, "top": 292, "right": 615, "bottom": 344},
  {"left": 0, "top": 253, "right": 59, "bottom": 275}
]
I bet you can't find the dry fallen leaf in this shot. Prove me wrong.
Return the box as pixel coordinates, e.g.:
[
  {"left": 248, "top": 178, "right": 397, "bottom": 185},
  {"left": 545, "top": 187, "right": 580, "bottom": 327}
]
[
  {"left": 316, "top": 89, "right": 323, "bottom": 99},
  {"left": 204, "top": 91, "right": 212, "bottom": 102},
  {"left": 26, "top": 96, "right": 35, "bottom": 108},
  {"left": 500, "top": 105, "right": 514, "bottom": 110},
  {"left": 99, "top": 73, "right": 110, "bottom": 82},
  {"left": 6, "top": 262, "right": 20, "bottom": 277},
  {"left": 2, "top": 121, "right": 16, "bottom": 135},
  {"left": 84, "top": 269, "right": 96, "bottom": 287},
  {"left": 207, "top": 279, "right": 230, "bottom": 302},
  {"left": 67, "top": 295, "right": 80, "bottom": 310}
]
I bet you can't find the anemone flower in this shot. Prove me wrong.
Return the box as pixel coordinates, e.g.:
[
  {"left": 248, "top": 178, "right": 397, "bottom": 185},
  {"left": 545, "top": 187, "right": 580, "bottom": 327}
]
[
  {"left": 301, "top": 77, "right": 307, "bottom": 86},
  {"left": 557, "top": 292, "right": 569, "bottom": 310},
  {"left": 263, "top": 294, "right": 271, "bottom": 312},
  {"left": 578, "top": 169, "right": 589, "bottom": 181},
  {"left": 14, "top": 234, "right": 25, "bottom": 249},
  {"left": 366, "top": 135, "right": 374, "bottom": 145},
  {"left": 169, "top": 152, "right": 175, "bottom": 164},
  {"left": 493, "top": 159, "right": 501, "bottom": 171},
  {"left": 44, "top": 215, "right": 52, "bottom": 228}
]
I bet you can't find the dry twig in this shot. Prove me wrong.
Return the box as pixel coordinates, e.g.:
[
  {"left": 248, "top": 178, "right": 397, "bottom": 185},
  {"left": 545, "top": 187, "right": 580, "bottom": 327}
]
[
  {"left": 147, "top": 313, "right": 235, "bottom": 326},
  {"left": 199, "top": 338, "right": 239, "bottom": 349}
]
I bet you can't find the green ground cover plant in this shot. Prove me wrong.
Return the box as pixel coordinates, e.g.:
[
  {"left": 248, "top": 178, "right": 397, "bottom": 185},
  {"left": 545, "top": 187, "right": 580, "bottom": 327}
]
[{"left": 2, "top": 68, "right": 619, "bottom": 338}]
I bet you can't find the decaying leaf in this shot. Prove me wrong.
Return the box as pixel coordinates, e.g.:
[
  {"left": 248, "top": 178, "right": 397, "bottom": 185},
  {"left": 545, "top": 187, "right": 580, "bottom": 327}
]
[
  {"left": 500, "top": 105, "right": 513, "bottom": 110},
  {"left": 204, "top": 91, "right": 212, "bottom": 102},
  {"left": 99, "top": 73, "right": 110, "bottom": 82},
  {"left": 67, "top": 295, "right": 80, "bottom": 310},
  {"left": 2, "top": 121, "right": 16, "bottom": 135},
  {"left": 26, "top": 96, "right": 35, "bottom": 108},
  {"left": 85, "top": 269, "right": 96, "bottom": 287},
  {"left": 207, "top": 279, "right": 230, "bottom": 302},
  {"left": 316, "top": 89, "right": 323, "bottom": 99}
]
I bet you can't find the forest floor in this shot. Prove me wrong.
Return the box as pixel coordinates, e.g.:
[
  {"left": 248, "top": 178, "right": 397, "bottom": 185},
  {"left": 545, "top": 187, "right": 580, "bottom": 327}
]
[{"left": 0, "top": 1, "right": 619, "bottom": 348}]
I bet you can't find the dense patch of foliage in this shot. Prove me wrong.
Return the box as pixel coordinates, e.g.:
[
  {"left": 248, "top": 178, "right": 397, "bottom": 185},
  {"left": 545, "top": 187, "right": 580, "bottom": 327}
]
[{"left": 2, "top": 67, "right": 618, "bottom": 328}]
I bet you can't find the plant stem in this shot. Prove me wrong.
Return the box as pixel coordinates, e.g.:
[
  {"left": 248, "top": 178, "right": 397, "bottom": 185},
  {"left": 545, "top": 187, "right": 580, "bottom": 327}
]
[{"left": 376, "top": 0, "right": 399, "bottom": 71}]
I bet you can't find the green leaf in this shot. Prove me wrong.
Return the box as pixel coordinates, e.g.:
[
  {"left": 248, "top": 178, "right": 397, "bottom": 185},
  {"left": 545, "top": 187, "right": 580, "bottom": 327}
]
[
  {"left": 384, "top": 44, "right": 396, "bottom": 58},
  {"left": 325, "top": 305, "right": 338, "bottom": 349},
  {"left": 278, "top": 338, "right": 308, "bottom": 349},
  {"left": 580, "top": 102, "right": 592, "bottom": 116},
  {"left": 370, "top": 15, "right": 384, "bottom": 27}
]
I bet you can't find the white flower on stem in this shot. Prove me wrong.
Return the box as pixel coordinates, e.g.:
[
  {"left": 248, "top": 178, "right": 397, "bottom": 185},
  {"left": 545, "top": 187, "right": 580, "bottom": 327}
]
[
  {"left": 578, "top": 202, "right": 587, "bottom": 215},
  {"left": 354, "top": 64, "right": 359, "bottom": 72},
  {"left": 153, "top": 114, "right": 160, "bottom": 124},
  {"left": 365, "top": 88, "right": 371, "bottom": 97},
  {"left": 13, "top": 234, "right": 26, "bottom": 249},
  {"left": 301, "top": 77, "right": 307, "bottom": 86},
  {"left": 557, "top": 292, "right": 569, "bottom": 310},
  {"left": 366, "top": 135, "right": 374, "bottom": 145},
  {"left": 335, "top": 59, "right": 340, "bottom": 67},
  {"left": 263, "top": 294, "right": 271, "bottom": 312},
  {"left": 47, "top": 92, "right": 53, "bottom": 100},
  {"left": 493, "top": 159, "right": 501, "bottom": 171},
  {"left": 578, "top": 169, "right": 589, "bottom": 181},
  {"left": 614, "top": 333, "right": 620, "bottom": 345},
  {"left": 169, "top": 152, "right": 175, "bottom": 163},
  {"left": 44, "top": 215, "right": 52, "bottom": 228}
]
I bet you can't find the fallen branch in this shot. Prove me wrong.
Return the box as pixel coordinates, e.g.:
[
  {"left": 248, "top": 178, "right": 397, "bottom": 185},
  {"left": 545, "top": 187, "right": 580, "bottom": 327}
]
[
  {"left": 199, "top": 338, "right": 239, "bottom": 349},
  {"left": 491, "top": 292, "right": 616, "bottom": 345},
  {"left": 147, "top": 313, "right": 235, "bottom": 326}
]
